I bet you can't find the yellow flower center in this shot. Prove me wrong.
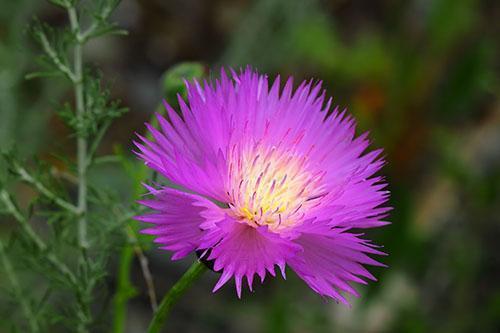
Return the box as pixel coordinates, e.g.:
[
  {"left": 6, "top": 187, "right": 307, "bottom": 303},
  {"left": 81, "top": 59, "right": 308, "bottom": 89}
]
[{"left": 227, "top": 144, "right": 326, "bottom": 232}]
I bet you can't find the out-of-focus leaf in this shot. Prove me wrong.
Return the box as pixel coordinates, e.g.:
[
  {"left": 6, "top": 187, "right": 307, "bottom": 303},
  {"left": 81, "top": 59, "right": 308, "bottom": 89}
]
[
  {"left": 47, "top": 0, "right": 72, "bottom": 9},
  {"left": 162, "top": 62, "right": 205, "bottom": 105},
  {"left": 426, "top": 0, "right": 478, "bottom": 54},
  {"left": 25, "top": 71, "right": 63, "bottom": 80},
  {"left": 434, "top": 40, "right": 496, "bottom": 122},
  {"left": 290, "top": 17, "right": 342, "bottom": 72}
]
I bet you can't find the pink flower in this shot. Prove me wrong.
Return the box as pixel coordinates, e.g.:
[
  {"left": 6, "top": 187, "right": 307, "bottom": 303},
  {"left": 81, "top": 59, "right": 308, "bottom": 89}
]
[{"left": 135, "top": 68, "right": 390, "bottom": 304}]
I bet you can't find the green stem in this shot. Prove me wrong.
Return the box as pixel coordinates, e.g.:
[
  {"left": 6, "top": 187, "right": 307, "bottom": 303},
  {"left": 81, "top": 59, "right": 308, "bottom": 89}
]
[
  {"left": 15, "top": 165, "right": 79, "bottom": 214},
  {"left": 93, "top": 155, "right": 122, "bottom": 165},
  {"left": 147, "top": 261, "right": 207, "bottom": 333},
  {"left": 112, "top": 243, "right": 136, "bottom": 333},
  {"left": 68, "top": 6, "right": 92, "bottom": 333},
  {"left": 127, "top": 226, "right": 158, "bottom": 311},
  {"left": 37, "top": 30, "right": 76, "bottom": 82},
  {"left": 68, "top": 5, "right": 88, "bottom": 250},
  {"left": 86, "top": 120, "right": 112, "bottom": 167},
  {"left": 111, "top": 96, "right": 174, "bottom": 333}
]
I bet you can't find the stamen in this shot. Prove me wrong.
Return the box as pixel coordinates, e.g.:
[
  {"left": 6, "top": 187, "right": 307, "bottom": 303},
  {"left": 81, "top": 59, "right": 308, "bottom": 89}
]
[
  {"left": 227, "top": 145, "right": 325, "bottom": 232},
  {"left": 269, "top": 179, "right": 276, "bottom": 194},
  {"left": 252, "top": 154, "right": 260, "bottom": 168},
  {"left": 280, "top": 174, "right": 287, "bottom": 186}
]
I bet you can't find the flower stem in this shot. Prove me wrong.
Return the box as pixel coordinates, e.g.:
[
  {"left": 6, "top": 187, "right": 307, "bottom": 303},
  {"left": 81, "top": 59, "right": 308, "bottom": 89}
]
[
  {"left": 112, "top": 243, "right": 136, "bottom": 333},
  {"left": 68, "top": 6, "right": 92, "bottom": 333},
  {"left": 127, "top": 226, "right": 158, "bottom": 311},
  {"left": 68, "top": 5, "right": 88, "bottom": 250},
  {"left": 147, "top": 261, "right": 207, "bottom": 333},
  {"left": 15, "top": 164, "right": 79, "bottom": 214}
]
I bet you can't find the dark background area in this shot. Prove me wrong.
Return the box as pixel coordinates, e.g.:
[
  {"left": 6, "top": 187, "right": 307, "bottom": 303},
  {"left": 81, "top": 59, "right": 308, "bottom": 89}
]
[{"left": 1, "top": 0, "right": 499, "bottom": 332}]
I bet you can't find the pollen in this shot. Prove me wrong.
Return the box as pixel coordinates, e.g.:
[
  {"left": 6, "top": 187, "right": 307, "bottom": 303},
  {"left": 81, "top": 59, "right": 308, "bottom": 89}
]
[{"left": 227, "top": 143, "right": 326, "bottom": 232}]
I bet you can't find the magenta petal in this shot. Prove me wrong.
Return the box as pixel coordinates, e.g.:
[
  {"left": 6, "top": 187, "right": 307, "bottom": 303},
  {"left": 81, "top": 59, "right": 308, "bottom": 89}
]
[
  {"left": 288, "top": 227, "right": 385, "bottom": 305},
  {"left": 199, "top": 217, "right": 301, "bottom": 298},
  {"left": 135, "top": 187, "right": 221, "bottom": 260},
  {"left": 136, "top": 67, "right": 391, "bottom": 303}
]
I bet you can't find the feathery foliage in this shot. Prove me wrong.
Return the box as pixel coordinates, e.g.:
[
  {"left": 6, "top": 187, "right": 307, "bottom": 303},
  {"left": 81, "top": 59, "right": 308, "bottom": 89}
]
[{"left": 0, "top": 1, "right": 134, "bottom": 331}]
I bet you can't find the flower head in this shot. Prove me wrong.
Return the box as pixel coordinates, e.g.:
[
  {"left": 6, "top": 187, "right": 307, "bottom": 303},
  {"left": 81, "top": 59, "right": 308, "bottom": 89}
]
[{"left": 135, "top": 68, "right": 390, "bottom": 304}]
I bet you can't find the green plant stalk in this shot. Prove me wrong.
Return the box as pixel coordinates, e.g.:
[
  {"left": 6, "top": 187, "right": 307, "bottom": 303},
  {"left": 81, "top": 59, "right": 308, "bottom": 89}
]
[
  {"left": 111, "top": 211, "right": 155, "bottom": 332},
  {"left": 112, "top": 64, "right": 205, "bottom": 331},
  {"left": 112, "top": 244, "right": 136, "bottom": 333},
  {"left": 147, "top": 261, "right": 207, "bottom": 333},
  {"left": 68, "top": 6, "right": 88, "bottom": 250},
  {"left": 127, "top": 225, "right": 158, "bottom": 311},
  {"left": 37, "top": 29, "right": 76, "bottom": 82},
  {"left": 111, "top": 147, "right": 152, "bottom": 333},
  {"left": 68, "top": 6, "right": 92, "bottom": 333},
  {"left": 0, "top": 240, "right": 40, "bottom": 333},
  {"left": 15, "top": 164, "right": 79, "bottom": 214},
  {"left": 111, "top": 220, "right": 157, "bottom": 333},
  {"left": 87, "top": 120, "right": 112, "bottom": 167}
]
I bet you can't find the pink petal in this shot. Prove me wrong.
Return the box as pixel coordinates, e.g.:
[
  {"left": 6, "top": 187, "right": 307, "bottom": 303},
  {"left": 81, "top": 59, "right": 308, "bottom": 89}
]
[
  {"left": 199, "top": 217, "right": 300, "bottom": 298},
  {"left": 135, "top": 187, "right": 222, "bottom": 260},
  {"left": 289, "top": 227, "right": 386, "bottom": 305}
]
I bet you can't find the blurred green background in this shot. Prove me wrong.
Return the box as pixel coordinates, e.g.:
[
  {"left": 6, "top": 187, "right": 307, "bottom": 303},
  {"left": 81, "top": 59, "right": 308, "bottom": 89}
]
[{"left": 1, "top": 0, "right": 499, "bottom": 332}]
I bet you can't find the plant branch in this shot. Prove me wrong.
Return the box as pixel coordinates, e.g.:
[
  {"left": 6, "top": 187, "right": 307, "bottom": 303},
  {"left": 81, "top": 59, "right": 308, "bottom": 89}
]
[
  {"left": 86, "top": 120, "right": 112, "bottom": 167},
  {"left": 79, "top": 1, "right": 118, "bottom": 42},
  {"left": 111, "top": 242, "right": 135, "bottom": 333},
  {"left": 111, "top": 206, "right": 150, "bottom": 333},
  {"left": 0, "top": 239, "right": 41, "bottom": 333},
  {"left": 0, "top": 190, "right": 44, "bottom": 249},
  {"left": 15, "top": 165, "right": 79, "bottom": 214},
  {"left": 147, "top": 261, "right": 207, "bottom": 333},
  {"left": 68, "top": 5, "right": 89, "bottom": 250},
  {"left": 37, "top": 30, "right": 76, "bottom": 82},
  {"left": 67, "top": 6, "right": 94, "bottom": 333},
  {"left": 93, "top": 155, "right": 121, "bottom": 165},
  {"left": 127, "top": 225, "right": 158, "bottom": 311},
  {"left": 0, "top": 190, "right": 78, "bottom": 286},
  {"left": 50, "top": 166, "right": 78, "bottom": 184}
]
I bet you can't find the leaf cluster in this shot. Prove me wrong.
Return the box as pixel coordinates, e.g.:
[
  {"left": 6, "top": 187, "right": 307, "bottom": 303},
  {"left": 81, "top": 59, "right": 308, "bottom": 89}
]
[
  {"left": 58, "top": 72, "right": 128, "bottom": 138},
  {"left": 0, "top": 0, "right": 130, "bottom": 332}
]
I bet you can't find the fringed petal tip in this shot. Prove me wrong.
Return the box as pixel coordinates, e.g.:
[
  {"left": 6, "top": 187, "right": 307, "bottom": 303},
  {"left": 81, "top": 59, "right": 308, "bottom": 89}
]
[
  {"left": 200, "top": 218, "right": 300, "bottom": 298},
  {"left": 135, "top": 66, "right": 391, "bottom": 303},
  {"left": 135, "top": 188, "right": 224, "bottom": 261}
]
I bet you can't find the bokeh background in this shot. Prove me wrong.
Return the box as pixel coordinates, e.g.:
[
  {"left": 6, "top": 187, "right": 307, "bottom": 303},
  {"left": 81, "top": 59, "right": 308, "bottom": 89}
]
[{"left": 1, "top": 0, "right": 499, "bottom": 332}]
